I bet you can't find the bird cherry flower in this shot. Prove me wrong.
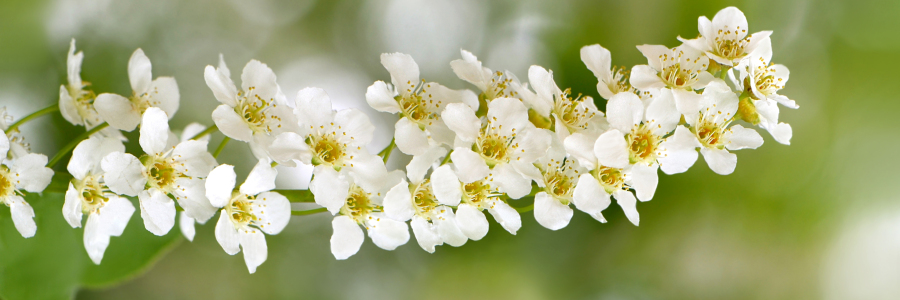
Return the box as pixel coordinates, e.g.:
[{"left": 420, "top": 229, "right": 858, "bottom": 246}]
[
  {"left": 205, "top": 160, "right": 291, "bottom": 273},
  {"left": 735, "top": 37, "right": 795, "bottom": 145},
  {"left": 365, "top": 52, "right": 478, "bottom": 156},
  {"left": 63, "top": 136, "right": 135, "bottom": 264},
  {"left": 383, "top": 147, "right": 467, "bottom": 253},
  {"left": 59, "top": 39, "right": 102, "bottom": 128},
  {"left": 451, "top": 49, "right": 522, "bottom": 110},
  {"left": 630, "top": 44, "right": 714, "bottom": 93},
  {"left": 682, "top": 79, "right": 764, "bottom": 175},
  {"left": 173, "top": 122, "right": 212, "bottom": 241},
  {"left": 517, "top": 136, "right": 585, "bottom": 230},
  {"left": 204, "top": 55, "right": 298, "bottom": 160},
  {"left": 679, "top": 6, "right": 773, "bottom": 67},
  {"left": 580, "top": 44, "right": 636, "bottom": 100},
  {"left": 0, "top": 128, "right": 53, "bottom": 238},
  {"left": 430, "top": 164, "right": 522, "bottom": 240},
  {"left": 563, "top": 133, "right": 642, "bottom": 226},
  {"left": 329, "top": 170, "right": 409, "bottom": 260},
  {"left": 101, "top": 107, "right": 218, "bottom": 236},
  {"left": 523, "top": 65, "right": 606, "bottom": 142},
  {"left": 95, "top": 48, "right": 179, "bottom": 131}
]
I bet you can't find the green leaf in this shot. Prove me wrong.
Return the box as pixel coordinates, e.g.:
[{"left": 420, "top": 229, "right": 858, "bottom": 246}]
[{"left": 0, "top": 185, "right": 182, "bottom": 299}]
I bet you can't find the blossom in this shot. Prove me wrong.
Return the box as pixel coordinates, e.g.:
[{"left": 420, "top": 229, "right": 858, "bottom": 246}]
[
  {"left": 679, "top": 6, "right": 772, "bottom": 66},
  {"left": 101, "top": 107, "right": 218, "bottom": 235},
  {"left": 0, "top": 128, "right": 53, "bottom": 238},
  {"left": 63, "top": 136, "right": 135, "bottom": 264},
  {"left": 562, "top": 134, "right": 642, "bottom": 226},
  {"left": 205, "top": 160, "right": 291, "bottom": 273},
  {"left": 430, "top": 164, "right": 521, "bottom": 239},
  {"left": 522, "top": 65, "right": 606, "bottom": 141},
  {"left": 383, "top": 147, "right": 467, "bottom": 253},
  {"left": 95, "top": 48, "right": 179, "bottom": 131},
  {"left": 450, "top": 49, "right": 521, "bottom": 102},
  {"left": 365, "top": 52, "right": 478, "bottom": 156},
  {"left": 681, "top": 80, "right": 764, "bottom": 175},
  {"left": 735, "top": 37, "right": 795, "bottom": 145},
  {"left": 441, "top": 97, "right": 550, "bottom": 199},
  {"left": 204, "top": 55, "right": 297, "bottom": 160},
  {"left": 580, "top": 44, "right": 635, "bottom": 99},
  {"left": 516, "top": 136, "right": 585, "bottom": 230},
  {"left": 59, "top": 39, "right": 102, "bottom": 128},
  {"left": 174, "top": 122, "right": 212, "bottom": 241},
  {"left": 630, "top": 44, "right": 714, "bottom": 92},
  {"left": 328, "top": 170, "right": 409, "bottom": 260}
]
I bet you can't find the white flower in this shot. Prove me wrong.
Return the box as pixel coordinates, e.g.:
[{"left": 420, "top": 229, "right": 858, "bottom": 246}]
[
  {"left": 450, "top": 49, "right": 521, "bottom": 101},
  {"left": 101, "top": 107, "right": 218, "bottom": 236},
  {"left": 328, "top": 170, "right": 409, "bottom": 260},
  {"left": 0, "top": 129, "right": 53, "bottom": 238},
  {"left": 382, "top": 147, "right": 467, "bottom": 253},
  {"left": 630, "top": 44, "right": 714, "bottom": 92},
  {"left": 682, "top": 80, "right": 764, "bottom": 175},
  {"left": 175, "top": 122, "right": 212, "bottom": 241},
  {"left": 516, "top": 136, "right": 583, "bottom": 230},
  {"left": 269, "top": 88, "right": 387, "bottom": 213},
  {"left": 95, "top": 48, "right": 179, "bottom": 131},
  {"left": 430, "top": 164, "right": 521, "bottom": 239},
  {"left": 205, "top": 160, "right": 290, "bottom": 273},
  {"left": 580, "top": 44, "right": 635, "bottom": 100},
  {"left": 59, "top": 39, "right": 102, "bottom": 128},
  {"left": 736, "top": 37, "right": 795, "bottom": 145},
  {"left": 441, "top": 97, "right": 550, "bottom": 199},
  {"left": 523, "top": 65, "right": 606, "bottom": 141},
  {"left": 679, "top": 6, "right": 773, "bottom": 66},
  {"left": 63, "top": 136, "right": 135, "bottom": 264},
  {"left": 204, "top": 55, "right": 298, "bottom": 160},
  {"left": 365, "top": 52, "right": 478, "bottom": 156},
  {"left": 562, "top": 135, "right": 642, "bottom": 226}
]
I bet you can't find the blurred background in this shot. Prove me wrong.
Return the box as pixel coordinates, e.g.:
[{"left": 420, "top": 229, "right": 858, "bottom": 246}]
[{"left": 0, "top": 0, "right": 898, "bottom": 299}]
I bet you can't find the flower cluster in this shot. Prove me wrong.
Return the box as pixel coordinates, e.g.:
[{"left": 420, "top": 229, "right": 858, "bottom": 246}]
[{"left": 0, "top": 7, "right": 796, "bottom": 273}]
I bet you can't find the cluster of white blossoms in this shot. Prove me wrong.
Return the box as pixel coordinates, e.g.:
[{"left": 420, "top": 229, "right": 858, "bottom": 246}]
[{"left": 0, "top": 7, "right": 796, "bottom": 273}]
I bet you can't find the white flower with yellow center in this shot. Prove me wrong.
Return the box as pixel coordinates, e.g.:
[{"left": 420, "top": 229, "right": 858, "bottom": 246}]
[
  {"left": 630, "top": 44, "right": 714, "bottom": 93},
  {"left": 451, "top": 49, "right": 521, "bottom": 102},
  {"left": 95, "top": 48, "right": 179, "bottom": 131},
  {"left": 517, "top": 136, "right": 585, "bottom": 230},
  {"left": 383, "top": 148, "right": 467, "bottom": 253},
  {"left": 581, "top": 44, "right": 635, "bottom": 100},
  {"left": 205, "top": 160, "right": 290, "bottom": 274},
  {"left": 735, "top": 37, "right": 795, "bottom": 145},
  {"left": 442, "top": 97, "right": 551, "bottom": 199},
  {"left": 329, "top": 171, "right": 410, "bottom": 260},
  {"left": 59, "top": 39, "right": 102, "bottom": 128},
  {"left": 62, "top": 136, "right": 135, "bottom": 264},
  {"left": 101, "top": 107, "right": 218, "bottom": 236},
  {"left": 679, "top": 6, "right": 772, "bottom": 67},
  {"left": 365, "top": 52, "right": 478, "bottom": 156},
  {"left": 0, "top": 129, "right": 52, "bottom": 238},
  {"left": 204, "top": 55, "right": 298, "bottom": 161},
  {"left": 682, "top": 80, "right": 764, "bottom": 175},
  {"left": 562, "top": 134, "right": 643, "bottom": 226},
  {"left": 523, "top": 65, "right": 606, "bottom": 142},
  {"left": 430, "top": 164, "right": 522, "bottom": 240}
]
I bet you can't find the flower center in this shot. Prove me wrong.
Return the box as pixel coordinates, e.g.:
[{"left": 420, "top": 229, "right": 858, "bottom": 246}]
[
  {"left": 484, "top": 71, "right": 516, "bottom": 100},
  {"left": 75, "top": 175, "right": 109, "bottom": 214},
  {"left": 608, "top": 66, "right": 634, "bottom": 95},
  {"left": 397, "top": 80, "right": 441, "bottom": 128},
  {"left": 553, "top": 88, "right": 597, "bottom": 132},
  {"left": 235, "top": 89, "right": 276, "bottom": 134},
  {"left": 657, "top": 51, "right": 704, "bottom": 89},
  {"left": 307, "top": 133, "right": 346, "bottom": 168},
  {"left": 0, "top": 166, "right": 16, "bottom": 199},
  {"left": 693, "top": 119, "right": 727, "bottom": 149},
  {"left": 130, "top": 89, "right": 162, "bottom": 116},
  {"left": 411, "top": 179, "right": 439, "bottom": 219},
  {"left": 462, "top": 179, "right": 499, "bottom": 209},
  {"left": 474, "top": 124, "right": 518, "bottom": 168},
  {"left": 595, "top": 167, "right": 625, "bottom": 194},
  {"left": 626, "top": 124, "right": 661, "bottom": 165},
  {"left": 342, "top": 185, "right": 377, "bottom": 223},
  {"left": 544, "top": 170, "right": 576, "bottom": 204},
  {"left": 711, "top": 28, "right": 751, "bottom": 63},
  {"left": 226, "top": 192, "right": 258, "bottom": 228},
  {"left": 748, "top": 63, "right": 784, "bottom": 98},
  {"left": 144, "top": 155, "right": 181, "bottom": 192}
]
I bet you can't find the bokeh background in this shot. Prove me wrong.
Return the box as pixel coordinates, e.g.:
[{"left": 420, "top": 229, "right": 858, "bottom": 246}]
[{"left": 0, "top": 0, "right": 898, "bottom": 299}]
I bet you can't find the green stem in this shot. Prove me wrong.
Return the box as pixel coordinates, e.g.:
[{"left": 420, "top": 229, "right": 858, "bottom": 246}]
[
  {"left": 378, "top": 139, "right": 395, "bottom": 163},
  {"left": 47, "top": 122, "right": 109, "bottom": 168},
  {"left": 440, "top": 149, "right": 454, "bottom": 165},
  {"left": 212, "top": 137, "right": 230, "bottom": 158},
  {"left": 718, "top": 66, "right": 732, "bottom": 80},
  {"left": 291, "top": 207, "right": 327, "bottom": 216},
  {"left": 514, "top": 203, "right": 534, "bottom": 213},
  {"left": 274, "top": 189, "right": 315, "bottom": 203},
  {"left": 189, "top": 124, "right": 218, "bottom": 140},
  {"left": 6, "top": 105, "right": 59, "bottom": 132}
]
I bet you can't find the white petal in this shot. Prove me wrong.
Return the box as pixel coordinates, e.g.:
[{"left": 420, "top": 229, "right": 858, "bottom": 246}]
[
  {"left": 11, "top": 153, "right": 53, "bottom": 193},
  {"left": 572, "top": 174, "right": 610, "bottom": 223},
  {"left": 672, "top": 89, "right": 702, "bottom": 125},
  {"left": 606, "top": 93, "right": 643, "bottom": 131},
  {"left": 139, "top": 107, "right": 170, "bottom": 155},
  {"left": 645, "top": 89, "right": 680, "bottom": 134},
  {"left": 0, "top": 128, "right": 8, "bottom": 158},
  {"left": 239, "top": 229, "right": 267, "bottom": 274},
  {"left": 511, "top": 127, "right": 552, "bottom": 164},
  {"left": 212, "top": 104, "right": 253, "bottom": 142},
  {"left": 434, "top": 206, "right": 467, "bottom": 247},
  {"left": 525, "top": 66, "right": 556, "bottom": 117},
  {"left": 411, "top": 215, "right": 441, "bottom": 253},
  {"left": 240, "top": 159, "right": 277, "bottom": 196},
  {"left": 269, "top": 132, "right": 312, "bottom": 165},
  {"left": 487, "top": 97, "right": 529, "bottom": 136},
  {"left": 99, "top": 196, "right": 135, "bottom": 236},
  {"left": 631, "top": 164, "right": 659, "bottom": 202},
  {"left": 455, "top": 204, "right": 488, "bottom": 240},
  {"left": 294, "top": 87, "right": 335, "bottom": 128},
  {"left": 8, "top": 196, "right": 36, "bottom": 238},
  {"left": 309, "top": 166, "right": 349, "bottom": 214},
  {"left": 173, "top": 177, "right": 217, "bottom": 223},
  {"left": 441, "top": 103, "right": 480, "bottom": 143},
  {"left": 394, "top": 118, "right": 431, "bottom": 156},
  {"left": 335, "top": 108, "right": 374, "bottom": 147},
  {"left": 367, "top": 214, "right": 410, "bottom": 250},
  {"left": 765, "top": 122, "right": 792, "bottom": 145},
  {"left": 67, "top": 39, "right": 84, "bottom": 87},
  {"left": 431, "top": 165, "right": 462, "bottom": 206},
  {"left": 630, "top": 65, "right": 665, "bottom": 91},
  {"left": 128, "top": 49, "right": 152, "bottom": 94},
  {"left": 101, "top": 152, "right": 146, "bottom": 196},
  {"left": 563, "top": 132, "right": 598, "bottom": 170},
  {"left": 68, "top": 136, "right": 101, "bottom": 179},
  {"left": 84, "top": 214, "right": 110, "bottom": 264},
  {"left": 533, "top": 192, "right": 573, "bottom": 230},
  {"left": 381, "top": 53, "right": 420, "bottom": 94},
  {"left": 658, "top": 126, "right": 701, "bottom": 175},
  {"left": 581, "top": 44, "right": 612, "bottom": 83},
  {"left": 95, "top": 93, "right": 140, "bottom": 131},
  {"left": 636, "top": 45, "right": 671, "bottom": 71},
  {"left": 331, "top": 216, "right": 363, "bottom": 260},
  {"left": 613, "top": 190, "right": 640, "bottom": 226},
  {"left": 365, "top": 81, "right": 400, "bottom": 113},
  {"left": 724, "top": 124, "right": 764, "bottom": 150},
  {"left": 492, "top": 163, "right": 531, "bottom": 199},
  {"left": 205, "top": 164, "right": 236, "bottom": 208},
  {"left": 712, "top": 7, "right": 749, "bottom": 40},
  {"left": 253, "top": 191, "right": 292, "bottom": 235},
  {"left": 450, "top": 49, "right": 490, "bottom": 92},
  {"left": 149, "top": 77, "right": 180, "bottom": 117},
  {"left": 450, "top": 148, "right": 490, "bottom": 183},
  {"left": 241, "top": 60, "right": 280, "bottom": 104},
  {"left": 204, "top": 65, "right": 238, "bottom": 107},
  {"left": 701, "top": 147, "right": 737, "bottom": 175},
  {"left": 138, "top": 189, "right": 176, "bottom": 236},
  {"left": 487, "top": 200, "right": 521, "bottom": 234},
  {"left": 407, "top": 147, "right": 447, "bottom": 183},
  {"left": 179, "top": 212, "right": 196, "bottom": 242},
  {"left": 593, "top": 129, "right": 630, "bottom": 169},
  {"left": 63, "top": 183, "right": 83, "bottom": 228},
  {"left": 172, "top": 140, "right": 216, "bottom": 178},
  {"left": 215, "top": 210, "right": 241, "bottom": 255},
  {"left": 383, "top": 180, "right": 415, "bottom": 222}
]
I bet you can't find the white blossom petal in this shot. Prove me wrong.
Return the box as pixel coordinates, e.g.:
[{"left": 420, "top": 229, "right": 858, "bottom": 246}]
[
  {"left": 101, "top": 152, "right": 146, "bottom": 197},
  {"left": 724, "top": 124, "right": 764, "bottom": 150},
  {"left": 128, "top": 49, "right": 152, "bottom": 94},
  {"left": 239, "top": 229, "right": 267, "bottom": 274},
  {"left": 63, "top": 183, "right": 83, "bottom": 228},
  {"left": 434, "top": 206, "right": 467, "bottom": 247},
  {"left": 487, "top": 200, "right": 521, "bottom": 234},
  {"left": 450, "top": 148, "right": 490, "bottom": 183},
  {"left": 630, "top": 65, "right": 665, "bottom": 91},
  {"left": 411, "top": 215, "right": 441, "bottom": 253},
  {"left": 394, "top": 118, "right": 430, "bottom": 156},
  {"left": 381, "top": 53, "right": 420, "bottom": 95},
  {"left": 138, "top": 189, "right": 176, "bottom": 236},
  {"left": 606, "top": 93, "right": 643, "bottom": 132},
  {"left": 149, "top": 77, "right": 180, "bottom": 117},
  {"left": 383, "top": 180, "right": 415, "bottom": 222},
  {"left": 594, "top": 129, "right": 629, "bottom": 169},
  {"left": 215, "top": 211, "right": 241, "bottom": 255},
  {"left": 241, "top": 60, "right": 280, "bottom": 104},
  {"left": 700, "top": 147, "right": 737, "bottom": 175},
  {"left": 492, "top": 163, "right": 531, "bottom": 199},
  {"left": 631, "top": 163, "right": 659, "bottom": 202},
  {"left": 139, "top": 107, "right": 170, "bottom": 155},
  {"left": 84, "top": 214, "right": 110, "bottom": 264},
  {"left": 533, "top": 192, "right": 573, "bottom": 230},
  {"left": 658, "top": 126, "right": 701, "bottom": 174},
  {"left": 205, "top": 165, "right": 236, "bottom": 208},
  {"left": 204, "top": 65, "right": 238, "bottom": 107},
  {"left": 11, "top": 153, "right": 53, "bottom": 193},
  {"left": 179, "top": 212, "right": 196, "bottom": 241},
  {"left": 309, "top": 166, "right": 349, "bottom": 214},
  {"left": 212, "top": 104, "right": 252, "bottom": 142},
  {"left": 441, "top": 103, "right": 480, "bottom": 143},
  {"left": 365, "top": 81, "right": 400, "bottom": 113},
  {"left": 563, "top": 132, "right": 598, "bottom": 170},
  {"left": 240, "top": 159, "right": 277, "bottom": 196},
  {"left": 572, "top": 174, "right": 609, "bottom": 223},
  {"left": 100, "top": 195, "right": 135, "bottom": 237},
  {"left": 8, "top": 196, "right": 36, "bottom": 238},
  {"left": 253, "top": 191, "right": 291, "bottom": 235},
  {"left": 613, "top": 190, "right": 639, "bottom": 226},
  {"left": 431, "top": 165, "right": 462, "bottom": 206},
  {"left": 95, "top": 93, "right": 140, "bottom": 131},
  {"left": 407, "top": 147, "right": 446, "bottom": 183},
  {"left": 367, "top": 213, "right": 410, "bottom": 250},
  {"left": 330, "top": 216, "right": 363, "bottom": 260},
  {"left": 455, "top": 203, "right": 488, "bottom": 240}
]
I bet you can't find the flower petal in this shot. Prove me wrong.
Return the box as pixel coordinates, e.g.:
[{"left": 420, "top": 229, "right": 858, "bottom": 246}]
[
  {"left": 434, "top": 206, "right": 467, "bottom": 247},
  {"left": 700, "top": 147, "right": 737, "bottom": 175},
  {"left": 138, "top": 189, "right": 176, "bottom": 236},
  {"left": 381, "top": 53, "right": 420, "bottom": 95},
  {"left": 139, "top": 107, "right": 170, "bottom": 155},
  {"left": 269, "top": 132, "right": 312, "bottom": 165},
  {"left": 492, "top": 163, "right": 531, "bottom": 199},
  {"left": 204, "top": 64, "right": 237, "bottom": 107},
  {"left": 450, "top": 148, "right": 490, "bottom": 183},
  {"left": 631, "top": 163, "right": 659, "bottom": 202},
  {"left": 240, "top": 159, "right": 277, "bottom": 196},
  {"left": 215, "top": 210, "right": 241, "bottom": 255},
  {"left": 128, "top": 48, "right": 152, "bottom": 94},
  {"left": 455, "top": 203, "right": 488, "bottom": 240},
  {"left": 205, "top": 164, "right": 236, "bottom": 208},
  {"left": 431, "top": 165, "right": 462, "bottom": 206},
  {"left": 149, "top": 77, "right": 180, "bottom": 117},
  {"left": 241, "top": 60, "right": 280, "bottom": 104},
  {"left": 239, "top": 229, "right": 268, "bottom": 274},
  {"left": 365, "top": 81, "right": 400, "bottom": 113},
  {"left": 487, "top": 200, "right": 521, "bottom": 235},
  {"left": 407, "top": 147, "right": 447, "bottom": 183},
  {"left": 383, "top": 180, "right": 415, "bottom": 222},
  {"left": 394, "top": 118, "right": 431, "bottom": 156},
  {"left": 309, "top": 166, "right": 349, "bottom": 215},
  {"left": 294, "top": 87, "right": 335, "bottom": 128},
  {"left": 630, "top": 65, "right": 665, "bottom": 91},
  {"left": 724, "top": 124, "right": 764, "bottom": 150},
  {"left": 645, "top": 89, "right": 680, "bottom": 135},
  {"left": 8, "top": 196, "right": 36, "bottom": 238},
  {"left": 99, "top": 195, "right": 135, "bottom": 237},
  {"left": 179, "top": 212, "right": 196, "bottom": 242},
  {"left": 331, "top": 216, "right": 363, "bottom": 260},
  {"left": 63, "top": 183, "right": 83, "bottom": 228},
  {"left": 572, "top": 174, "right": 610, "bottom": 223},
  {"left": 334, "top": 108, "right": 374, "bottom": 147},
  {"left": 613, "top": 190, "right": 640, "bottom": 226},
  {"left": 173, "top": 177, "right": 217, "bottom": 223},
  {"left": 95, "top": 93, "right": 140, "bottom": 131},
  {"left": 101, "top": 152, "right": 146, "bottom": 196},
  {"left": 606, "top": 92, "right": 643, "bottom": 132},
  {"left": 84, "top": 213, "right": 110, "bottom": 264},
  {"left": 441, "top": 103, "right": 480, "bottom": 143},
  {"left": 533, "top": 192, "right": 573, "bottom": 230},
  {"left": 563, "top": 132, "right": 598, "bottom": 170},
  {"left": 594, "top": 129, "right": 630, "bottom": 169},
  {"left": 581, "top": 44, "right": 612, "bottom": 84},
  {"left": 212, "top": 104, "right": 253, "bottom": 142},
  {"left": 411, "top": 215, "right": 441, "bottom": 253},
  {"left": 11, "top": 153, "right": 53, "bottom": 193},
  {"left": 367, "top": 213, "right": 410, "bottom": 250},
  {"left": 253, "top": 191, "right": 292, "bottom": 235},
  {"left": 658, "top": 126, "right": 701, "bottom": 175}
]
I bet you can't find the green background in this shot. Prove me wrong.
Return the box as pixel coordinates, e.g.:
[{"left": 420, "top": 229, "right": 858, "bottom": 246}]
[{"left": 0, "top": 0, "right": 897, "bottom": 299}]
